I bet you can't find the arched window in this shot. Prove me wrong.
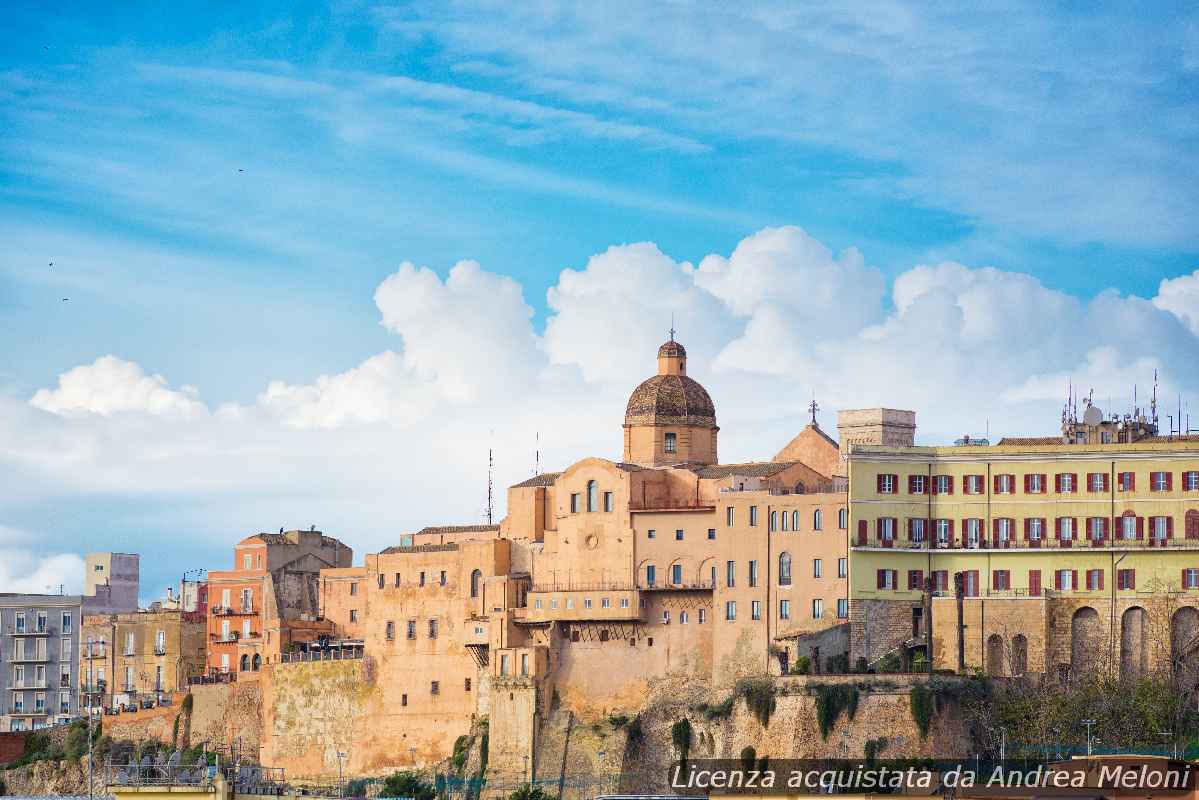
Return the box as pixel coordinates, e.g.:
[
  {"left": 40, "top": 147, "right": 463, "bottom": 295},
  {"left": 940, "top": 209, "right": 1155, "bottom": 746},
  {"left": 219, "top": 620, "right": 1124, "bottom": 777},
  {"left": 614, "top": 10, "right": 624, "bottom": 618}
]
[
  {"left": 770, "top": 511, "right": 778, "bottom": 531},
  {"left": 813, "top": 510, "right": 823, "bottom": 531},
  {"left": 239, "top": 654, "right": 249, "bottom": 672},
  {"left": 781, "top": 512, "right": 789, "bottom": 531},
  {"left": 586, "top": 480, "right": 598, "bottom": 512},
  {"left": 779, "top": 552, "right": 792, "bottom": 586},
  {"left": 252, "top": 654, "right": 261, "bottom": 671},
  {"left": 791, "top": 511, "right": 800, "bottom": 531},
  {"left": 470, "top": 569, "right": 482, "bottom": 599},
  {"left": 794, "top": 482, "right": 805, "bottom": 494},
  {"left": 839, "top": 508, "right": 848, "bottom": 529}
]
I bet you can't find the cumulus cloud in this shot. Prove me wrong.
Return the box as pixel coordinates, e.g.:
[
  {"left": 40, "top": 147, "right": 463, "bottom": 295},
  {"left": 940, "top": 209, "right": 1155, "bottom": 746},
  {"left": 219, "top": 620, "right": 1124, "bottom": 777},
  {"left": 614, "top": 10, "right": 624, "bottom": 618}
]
[
  {"left": 0, "top": 525, "right": 85, "bottom": 595},
  {"left": 1154, "top": 269, "right": 1199, "bottom": 337},
  {"left": 8, "top": 226, "right": 1199, "bottom": 585},
  {"left": 30, "top": 355, "right": 206, "bottom": 418}
]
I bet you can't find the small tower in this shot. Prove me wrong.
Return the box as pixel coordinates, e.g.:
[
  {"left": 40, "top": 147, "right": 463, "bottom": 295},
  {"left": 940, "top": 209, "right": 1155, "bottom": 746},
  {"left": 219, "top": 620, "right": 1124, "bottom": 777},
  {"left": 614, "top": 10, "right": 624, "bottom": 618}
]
[{"left": 622, "top": 338, "right": 718, "bottom": 466}]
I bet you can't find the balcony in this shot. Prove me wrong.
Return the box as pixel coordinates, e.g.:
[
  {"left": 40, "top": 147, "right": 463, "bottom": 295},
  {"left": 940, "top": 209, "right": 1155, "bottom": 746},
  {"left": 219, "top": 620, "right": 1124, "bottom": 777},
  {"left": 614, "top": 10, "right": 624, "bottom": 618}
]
[
  {"left": 211, "top": 605, "right": 255, "bottom": 616},
  {"left": 9, "top": 708, "right": 48, "bottom": 717},
  {"left": 854, "top": 536, "right": 1199, "bottom": 552},
  {"left": 10, "top": 681, "right": 49, "bottom": 690},
  {"left": 9, "top": 653, "right": 50, "bottom": 663},
  {"left": 209, "top": 631, "right": 240, "bottom": 643},
  {"left": 641, "top": 581, "right": 715, "bottom": 592},
  {"left": 83, "top": 647, "right": 108, "bottom": 659},
  {"left": 82, "top": 682, "right": 108, "bottom": 694},
  {"left": 8, "top": 626, "right": 54, "bottom": 636}
]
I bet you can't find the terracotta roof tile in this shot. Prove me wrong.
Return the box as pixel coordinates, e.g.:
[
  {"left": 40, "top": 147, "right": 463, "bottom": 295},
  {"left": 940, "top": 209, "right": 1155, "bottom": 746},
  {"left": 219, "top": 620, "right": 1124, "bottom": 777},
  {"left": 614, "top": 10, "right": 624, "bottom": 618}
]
[
  {"left": 624, "top": 374, "right": 715, "bottom": 427},
  {"left": 511, "top": 473, "right": 562, "bottom": 488},
  {"left": 693, "top": 461, "right": 799, "bottom": 479},
  {"left": 996, "top": 436, "right": 1066, "bottom": 446}
]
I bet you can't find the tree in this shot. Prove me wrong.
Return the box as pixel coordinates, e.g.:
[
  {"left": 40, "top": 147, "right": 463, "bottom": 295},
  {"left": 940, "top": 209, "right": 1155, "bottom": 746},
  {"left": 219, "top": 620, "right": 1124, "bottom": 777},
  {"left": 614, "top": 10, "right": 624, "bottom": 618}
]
[
  {"left": 381, "top": 771, "right": 435, "bottom": 800},
  {"left": 508, "top": 784, "right": 554, "bottom": 800}
]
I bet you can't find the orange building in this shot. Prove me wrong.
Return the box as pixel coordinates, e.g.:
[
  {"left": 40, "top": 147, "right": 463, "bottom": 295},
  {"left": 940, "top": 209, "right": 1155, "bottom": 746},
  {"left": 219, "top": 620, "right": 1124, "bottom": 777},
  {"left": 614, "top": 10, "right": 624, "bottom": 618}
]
[{"left": 204, "top": 530, "right": 351, "bottom": 678}]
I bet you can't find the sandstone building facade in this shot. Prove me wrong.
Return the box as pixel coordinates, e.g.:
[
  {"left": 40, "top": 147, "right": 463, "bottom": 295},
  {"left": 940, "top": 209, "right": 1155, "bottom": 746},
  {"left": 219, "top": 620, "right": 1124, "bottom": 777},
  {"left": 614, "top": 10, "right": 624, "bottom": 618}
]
[
  {"left": 80, "top": 608, "right": 207, "bottom": 711},
  {"left": 286, "top": 340, "right": 885, "bottom": 780}
]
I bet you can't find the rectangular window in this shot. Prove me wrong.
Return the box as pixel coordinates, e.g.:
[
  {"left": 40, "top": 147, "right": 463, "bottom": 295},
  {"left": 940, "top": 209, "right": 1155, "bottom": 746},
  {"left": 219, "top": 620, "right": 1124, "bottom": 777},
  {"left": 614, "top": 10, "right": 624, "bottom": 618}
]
[
  {"left": 1152, "top": 471, "right": 1171, "bottom": 492},
  {"left": 386, "top": 621, "right": 396, "bottom": 640},
  {"left": 407, "top": 620, "right": 416, "bottom": 639},
  {"left": 1185, "top": 472, "right": 1199, "bottom": 491},
  {"left": 707, "top": 528, "right": 716, "bottom": 540},
  {"left": 1118, "top": 569, "right": 1136, "bottom": 590},
  {"left": 997, "top": 518, "right": 1012, "bottom": 543},
  {"left": 439, "top": 571, "right": 447, "bottom": 586},
  {"left": 1027, "top": 473, "right": 1045, "bottom": 493},
  {"left": 1057, "top": 569, "right": 1075, "bottom": 591},
  {"left": 725, "top": 601, "right": 736, "bottom": 621},
  {"left": 603, "top": 492, "right": 613, "bottom": 512},
  {"left": 1058, "top": 473, "right": 1076, "bottom": 493},
  {"left": 500, "top": 654, "right": 509, "bottom": 675},
  {"left": 570, "top": 493, "right": 579, "bottom": 513},
  {"left": 349, "top": 610, "right": 357, "bottom": 623},
  {"left": 880, "top": 517, "right": 895, "bottom": 542},
  {"left": 811, "top": 599, "right": 823, "bottom": 619},
  {"left": 620, "top": 597, "right": 629, "bottom": 608},
  {"left": 698, "top": 608, "right": 707, "bottom": 624},
  {"left": 965, "top": 474, "right": 984, "bottom": 494},
  {"left": 838, "top": 558, "right": 847, "bottom": 578},
  {"left": 431, "top": 680, "right": 440, "bottom": 695},
  {"left": 1086, "top": 569, "right": 1104, "bottom": 590},
  {"left": 350, "top": 582, "right": 358, "bottom": 596},
  {"left": 993, "top": 570, "right": 1010, "bottom": 591},
  {"left": 1028, "top": 517, "right": 1044, "bottom": 541},
  {"left": 935, "top": 519, "right": 951, "bottom": 546},
  {"left": 428, "top": 619, "right": 438, "bottom": 638},
  {"left": 646, "top": 565, "right": 656, "bottom": 586},
  {"left": 966, "top": 519, "right": 981, "bottom": 548},
  {"left": 1152, "top": 516, "right": 1170, "bottom": 541},
  {"left": 662, "top": 610, "right": 671, "bottom": 624},
  {"left": 1122, "top": 515, "right": 1137, "bottom": 540},
  {"left": 907, "top": 569, "right": 923, "bottom": 590},
  {"left": 534, "top": 599, "right": 542, "bottom": 609},
  {"left": 401, "top": 693, "right": 408, "bottom": 707},
  {"left": 1184, "top": 568, "right": 1199, "bottom": 589},
  {"left": 601, "top": 597, "right": 611, "bottom": 608},
  {"left": 878, "top": 569, "right": 896, "bottom": 590},
  {"left": 726, "top": 507, "right": 734, "bottom": 526},
  {"left": 1029, "top": 570, "right": 1042, "bottom": 597},
  {"left": 933, "top": 475, "right": 952, "bottom": 495},
  {"left": 675, "top": 529, "right": 684, "bottom": 541},
  {"left": 779, "top": 599, "right": 790, "bottom": 620},
  {"left": 647, "top": 528, "right": 655, "bottom": 539},
  {"left": 751, "top": 600, "right": 762, "bottom": 621},
  {"left": 910, "top": 518, "right": 926, "bottom": 543},
  {"left": 836, "top": 598, "right": 849, "bottom": 619},
  {"left": 465, "top": 678, "right": 472, "bottom": 692},
  {"left": 995, "top": 474, "right": 1013, "bottom": 494},
  {"left": 933, "top": 571, "right": 949, "bottom": 592},
  {"left": 61, "top": 612, "right": 72, "bottom": 634},
  {"left": 419, "top": 571, "right": 426, "bottom": 587},
  {"left": 671, "top": 564, "right": 682, "bottom": 585},
  {"left": 813, "top": 558, "right": 822, "bottom": 578},
  {"left": 1119, "top": 471, "right": 1135, "bottom": 491},
  {"left": 664, "top": 432, "right": 677, "bottom": 453},
  {"left": 726, "top": 561, "right": 736, "bottom": 588},
  {"left": 878, "top": 474, "right": 897, "bottom": 494},
  {"left": 748, "top": 560, "right": 758, "bottom": 587},
  {"left": 1090, "top": 517, "right": 1106, "bottom": 541},
  {"left": 394, "top": 572, "right": 401, "bottom": 587},
  {"left": 1089, "top": 472, "right": 1107, "bottom": 492},
  {"left": 749, "top": 506, "right": 758, "bottom": 526},
  {"left": 520, "top": 653, "right": 529, "bottom": 676},
  {"left": 909, "top": 474, "right": 927, "bottom": 494}
]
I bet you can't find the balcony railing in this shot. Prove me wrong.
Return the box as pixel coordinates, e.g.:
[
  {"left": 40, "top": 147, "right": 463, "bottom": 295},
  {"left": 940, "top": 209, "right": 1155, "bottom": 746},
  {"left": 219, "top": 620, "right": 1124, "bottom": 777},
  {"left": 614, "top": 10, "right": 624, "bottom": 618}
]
[
  {"left": 189, "top": 671, "right": 236, "bottom": 686},
  {"left": 10, "top": 680, "right": 49, "bottom": 689},
  {"left": 209, "top": 631, "right": 240, "bottom": 643},
  {"left": 855, "top": 536, "right": 1199, "bottom": 551},
  {"left": 9, "top": 653, "right": 50, "bottom": 663},
  {"left": 211, "top": 605, "right": 254, "bottom": 616},
  {"left": 642, "top": 581, "right": 715, "bottom": 592},
  {"left": 8, "top": 625, "right": 54, "bottom": 636}
]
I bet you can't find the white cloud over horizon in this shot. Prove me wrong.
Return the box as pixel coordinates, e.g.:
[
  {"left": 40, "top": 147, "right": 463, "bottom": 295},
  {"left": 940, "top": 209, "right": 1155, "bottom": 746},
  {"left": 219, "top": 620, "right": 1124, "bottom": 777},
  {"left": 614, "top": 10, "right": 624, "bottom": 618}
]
[{"left": 5, "top": 225, "right": 1199, "bottom": 583}]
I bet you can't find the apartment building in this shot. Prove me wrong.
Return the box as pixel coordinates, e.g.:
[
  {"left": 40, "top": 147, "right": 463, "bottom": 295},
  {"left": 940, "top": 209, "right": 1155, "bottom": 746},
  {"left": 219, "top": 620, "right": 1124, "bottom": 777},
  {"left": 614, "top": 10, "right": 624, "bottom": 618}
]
[
  {"left": 847, "top": 407, "right": 1199, "bottom": 679},
  {"left": 0, "top": 593, "right": 82, "bottom": 731},
  {"left": 80, "top": 608, "right": 206, "bottom": 711}
]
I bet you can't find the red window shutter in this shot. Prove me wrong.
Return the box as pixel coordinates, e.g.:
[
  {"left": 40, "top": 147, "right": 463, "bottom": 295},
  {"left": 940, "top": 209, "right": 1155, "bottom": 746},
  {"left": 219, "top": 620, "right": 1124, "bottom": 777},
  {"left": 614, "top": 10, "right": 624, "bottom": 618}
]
[
  {"left": 1129, "top": 570, "right": 1136, "bottom": 590},
  {"left": 1054, "top": 517, "right": 1062, "bottom": 539},
  {"left": 1070, "top": 473, "right": 1078, "bottom": 492},
  {"left": 858, "top": 520, "right": 867, "bottom": 545},
  {"left": 948, "top": 519, "right": 955, "bottom": 541},
  {"left": 1024, "top": 518, "right": 1031, "bottom": 540},
  {"left": 1167, "top": 472, "right": 1174, "bottom": 491},
  {"left": 1184, "top": 569, "right": 1189, "bottom": 589},
  {"left": 994, "top": 474, "right": 1001, "bottom": 493},
  {"left": 947, "top": 477, "right": 954, "bottom": 495},
  {"left": 1023, "top": 474, "right": 1031, "bottom": 493},
  {"left": 992, "top": 571, "right": 1000, "bottom": 590},
  {"left": 877, "top": 569, "right": 885, "bottom": 589},
  {"left": 1130, "top": 473, "right": 1136, "bottom": 491},
  {"left": 1168, "top": 516, "right": 1174, "bottom": 539},
  {"left": 1097, "top": 517, "right": 1104, "bottom": 538},
  {"left": 877, "top": 474, "right": 884, "bottom": 493},
  {"left": 908, "top": 475, "right": 915, "bottom": 493},
  {"left": 1029, "top": 570, "right": 1041, "bottom": 596},
  {"left": 1055, "top": 473, "right": 1062, "bottom": 493},
  {"left": 1072, "top": 569, "right": 1079, "bottom": 589},
  {"left": 1054, "top": 570, "right": 1062, "bottom": 590},
  {"left": 1136, "top": 516, "right": 1144, "bottom": 539},
  {"left": 1098, "top": 570, "right": 1104, "bottom": 591}
]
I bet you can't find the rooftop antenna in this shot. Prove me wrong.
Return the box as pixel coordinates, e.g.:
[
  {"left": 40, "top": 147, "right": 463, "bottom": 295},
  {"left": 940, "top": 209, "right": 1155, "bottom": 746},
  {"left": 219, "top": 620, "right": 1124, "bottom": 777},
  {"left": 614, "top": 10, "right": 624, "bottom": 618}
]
[
  {"left": 1151, "top": 369, "right": 1159, "bottom": 425},
  {"left": 669, "top": 312, "right": 676, "bottom": 342},
  {"left": 534, "top": 431, "right": 541, "bottom": 476},
  {"left": 486, "top": 442, "right": 494, "bottom": 526}
]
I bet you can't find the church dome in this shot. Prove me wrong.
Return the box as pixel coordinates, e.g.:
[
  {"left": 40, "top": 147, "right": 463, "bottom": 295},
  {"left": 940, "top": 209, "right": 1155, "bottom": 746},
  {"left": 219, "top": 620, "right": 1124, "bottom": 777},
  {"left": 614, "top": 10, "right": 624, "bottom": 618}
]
[
  {"left": 624, "top": 373, "right": 716, "bottom": 427},
  {"left": 657, "top": 340, "right": 686, "bottom": 359}
]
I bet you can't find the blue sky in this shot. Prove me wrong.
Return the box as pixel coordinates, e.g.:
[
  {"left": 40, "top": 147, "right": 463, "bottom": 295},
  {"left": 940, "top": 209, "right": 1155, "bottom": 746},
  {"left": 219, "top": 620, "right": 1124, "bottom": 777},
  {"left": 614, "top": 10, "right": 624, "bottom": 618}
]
[{"left": 1, "top": 1, "right": 1198, "bottom": 600}]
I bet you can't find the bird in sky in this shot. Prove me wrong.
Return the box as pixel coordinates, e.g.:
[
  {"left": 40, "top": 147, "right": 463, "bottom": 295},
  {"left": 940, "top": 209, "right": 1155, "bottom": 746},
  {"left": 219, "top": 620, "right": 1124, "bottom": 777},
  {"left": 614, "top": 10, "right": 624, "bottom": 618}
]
[
  {"left": 61, "top": 298, "right": 69, "bottom": 302},
  {"left": 238, "top": 168, "right": 245, "bottom": 173},
  {"left": 48, "top": 261, "right": 53, "bottom": 267}
]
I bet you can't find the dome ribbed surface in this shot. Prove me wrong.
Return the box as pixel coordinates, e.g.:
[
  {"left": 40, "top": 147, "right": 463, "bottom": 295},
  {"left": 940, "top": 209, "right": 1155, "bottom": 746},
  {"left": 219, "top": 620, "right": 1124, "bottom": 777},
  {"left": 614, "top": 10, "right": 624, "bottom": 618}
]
[
  {"left": 657, "top": 340, "right": 687, "bottom": 358},
  {"left": 624, "top": 373, "right": 716, "bottom": 427}
]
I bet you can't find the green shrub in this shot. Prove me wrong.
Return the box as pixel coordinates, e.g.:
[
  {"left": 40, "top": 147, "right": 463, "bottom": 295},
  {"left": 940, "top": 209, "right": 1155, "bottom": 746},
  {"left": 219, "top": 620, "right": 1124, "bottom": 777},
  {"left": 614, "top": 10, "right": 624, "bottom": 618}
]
[
  {"left": 345, "top": 778, "right": 371, "bottom": 797},
  {"left": 854, "top": 656, "right": 868, "bottom": 673},
  {"left": 864, "top": 737, "right": 888, "bottom": 763},
  {"left": 381, "top": 771, "right": 435, "bottom": 800},
  {"left": 827, "top": 653, "right": 850, "bottom": 674},
  {"left": 812, "top": 684, "right": 859, "bottom": 740},
  {"left": 671, "top": 719, "right": 692, "bottom": 761},
  {"left": 910, "top": 682, "right": 934, "bottom": 739},
  {"left": 508, "top": 784, "right": 553, "bottom": 800},
  {"left": 702, "top": 695, "right": 735, "bottom": 720},
  {"left": 739, "top": 746, "right": 756, "bottom": 770},
  {"left": 876, "top": 651, "right": 903, "bottom": 673},
  {"left": 737, "top": 678, "right": 776, "bottom": 727},
  {"left": 625, "top": 716, "right": 644, "bottom": 749},
  {"left": 791, "top": 656, "right": 812, "bottom": 675},
  {"left": 181, "top": 693, "right": 194, "bottom": 713},
  {"left": 65, "top": 721, "right": 90, "bottom": 761},
  {"left": 607, "top": 714, "right": 630, "bottom": 729},
  {"left": 451, "top": 734, "right": 473, "bottom": 771}
]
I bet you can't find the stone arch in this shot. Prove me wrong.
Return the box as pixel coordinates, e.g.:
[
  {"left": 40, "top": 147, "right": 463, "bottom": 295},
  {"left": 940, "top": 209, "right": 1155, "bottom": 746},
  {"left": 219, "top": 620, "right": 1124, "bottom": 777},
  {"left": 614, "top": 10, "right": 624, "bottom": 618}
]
[
  {"left": 1011, "top": 634, "right": 1028, "bottom": 676},
  {"left": 791, "top": 510, "right": 801, "bottom": 531},
  {"left": 1172, "top": 606, "right": 1199, "bottom": 684},
  {"left": 986, "top": 634, "right": 1005, "bottom": 677},
  {"left": 1071, "top": 606, "right": 1103, "bottom": 676},
  {"left": 778, "top": 552, "right": 792, "bottom": 586},
  {"left": 813, "top": 509, "right": 823, "bottom": 530},
  {"left": 794, "top": 481, "right": 805, "bottom": 494},
  {"left": 697, "top": 557, "right": 716, "bottom": 588},
  {"left": 252, "top": 653, "right": 261, "bottom": 671},
  {"left": 470, "top": 569, "right": 483, "bottom": 598},
  {"left": 636, "top": 559, "right": 657, "bottom": 588},
  {"left": 1120, "top": 606, "right": 1149, "bottom": 680},
  {"left": 239, "top": 654, "right": 249, "bottom": 672}
]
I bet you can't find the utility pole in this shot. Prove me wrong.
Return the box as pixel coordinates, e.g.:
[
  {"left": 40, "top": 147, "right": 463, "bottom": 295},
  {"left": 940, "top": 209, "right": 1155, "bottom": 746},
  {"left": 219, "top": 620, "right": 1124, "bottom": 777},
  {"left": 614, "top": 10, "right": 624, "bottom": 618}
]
[{"left": 1082, "top": 720, "right": 1096, "bottom": 756}]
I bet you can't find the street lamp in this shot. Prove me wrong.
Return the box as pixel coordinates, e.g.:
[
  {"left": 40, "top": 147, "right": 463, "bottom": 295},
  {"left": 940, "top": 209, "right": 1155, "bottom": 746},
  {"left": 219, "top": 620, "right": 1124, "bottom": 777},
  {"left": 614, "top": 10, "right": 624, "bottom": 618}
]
[{"left": 1081, "top": 720, "right": 1097, "bottom": 756}]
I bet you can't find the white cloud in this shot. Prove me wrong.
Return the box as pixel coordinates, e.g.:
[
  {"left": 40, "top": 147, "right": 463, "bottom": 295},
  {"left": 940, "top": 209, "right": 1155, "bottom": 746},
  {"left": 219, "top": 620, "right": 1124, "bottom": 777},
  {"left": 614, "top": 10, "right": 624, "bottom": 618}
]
[
  {"left": 30, "top": 355, "right": 206, "bottom": 418},
  {"left": 7, "top": 227, "right": 1199, "bottom": 584},
  {"left": 0, "top": 525, "right": 85, "bottom": 595},
  {"left": 1154, "top": 269, "right": 1199, "bottom": 337}
]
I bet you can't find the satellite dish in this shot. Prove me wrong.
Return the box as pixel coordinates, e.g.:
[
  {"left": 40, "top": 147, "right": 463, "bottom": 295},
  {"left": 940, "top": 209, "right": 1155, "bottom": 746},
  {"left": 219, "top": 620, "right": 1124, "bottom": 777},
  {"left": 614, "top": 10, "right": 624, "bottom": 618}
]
[{"left": 1083, "top": 405, "right": 1103, "bottom": 426}]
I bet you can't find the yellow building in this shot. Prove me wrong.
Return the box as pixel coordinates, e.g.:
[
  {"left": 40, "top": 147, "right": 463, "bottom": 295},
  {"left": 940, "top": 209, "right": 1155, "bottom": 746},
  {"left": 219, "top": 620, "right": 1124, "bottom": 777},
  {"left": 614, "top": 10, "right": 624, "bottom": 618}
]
[
  {"left": 81, "top": 609, "right": 207, "bottom": 711},
  {"left": 848, "top": 436, "right": 1199, "bottom": 678}
]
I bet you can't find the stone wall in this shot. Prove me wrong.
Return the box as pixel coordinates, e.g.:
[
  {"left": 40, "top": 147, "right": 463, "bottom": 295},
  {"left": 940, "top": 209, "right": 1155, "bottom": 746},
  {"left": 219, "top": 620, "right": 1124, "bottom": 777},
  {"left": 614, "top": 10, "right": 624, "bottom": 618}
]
[
  {"left": 850, "top": 598, "right": 918, "bottom": 664},
  {"left": 189, "top": 681, "right": 263, "bottom": 754},
  {"left": 0, "top": 730, "right": 29, "bottom": 765},
  {"left": 1, "top": 757, "right": 88, "bottom": 796}
]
